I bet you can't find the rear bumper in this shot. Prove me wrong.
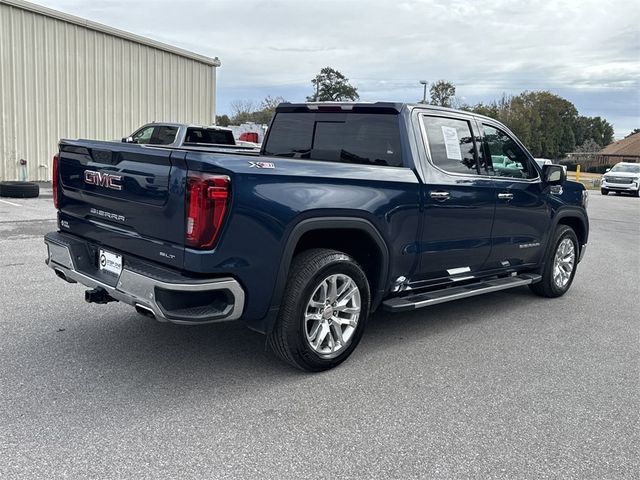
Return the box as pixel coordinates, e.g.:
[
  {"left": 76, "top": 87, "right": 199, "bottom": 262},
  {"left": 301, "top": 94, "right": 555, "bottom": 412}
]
[
  {"left": 579, "top": 243, "right": 587, "bottom": 262},
  {"left": 44, "top": 232, "right": 245, "bottom": 324}
]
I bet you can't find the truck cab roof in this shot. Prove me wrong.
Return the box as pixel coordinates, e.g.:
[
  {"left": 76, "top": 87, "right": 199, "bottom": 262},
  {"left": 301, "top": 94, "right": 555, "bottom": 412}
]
[{"left": 275, "top": 101, "right": 501, "bottom": 123}]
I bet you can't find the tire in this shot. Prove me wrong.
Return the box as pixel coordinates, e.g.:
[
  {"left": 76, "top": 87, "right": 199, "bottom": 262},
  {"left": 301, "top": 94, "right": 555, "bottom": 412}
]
[
  {"left": 0, "top": 181, "right": 39, "bottom": 198},
  {"left": 600, "top": 188, "right": 608, "bottom": 195},
  {"left": 634, "top": 189, "right": 640, "bottom": 198},
  {"left": 529, "top": 225, "right": 579, "bottom": 298},
  {"left": 268, "top": 248, "right": 370, "bottom": 372}
]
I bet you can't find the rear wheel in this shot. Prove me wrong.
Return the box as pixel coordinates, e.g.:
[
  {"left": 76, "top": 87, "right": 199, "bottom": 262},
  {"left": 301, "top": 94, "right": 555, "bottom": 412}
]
[
  {"left": 600, "top": 188, "right": 608, "bottom": 195},
  {"left": 268, "top": 248, "right": 370, "bottom": 372},
  {"left": 530, "top": 225, "right": 579, "bottom": 298}
]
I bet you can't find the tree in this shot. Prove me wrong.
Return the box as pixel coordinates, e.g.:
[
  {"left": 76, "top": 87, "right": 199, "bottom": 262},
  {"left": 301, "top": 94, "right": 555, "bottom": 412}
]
[
  {"left": 306, "top": 67, "right": 359, "bottom": 102},
  {"left": 575, "top": 116, "right": 614, "bottom": 147},
  {"left": 466, "top": 101, "right": 499, "bottom": 118},
  {"left": 572, "top": 138, "right": 601, "bottom": 166},
  {"left": 625, "top": 128, "right": 640, "bottom": 138},
  {"left": 227, "top": 96, "right": 288, "bottom": 125},
  {"left": 229, "top": 99, "right": 259, "bottom": 124},
  {"left": 429, "top": 80, "right": 456, "bottom": 107},
  {"left": 468, "top": 91, "right": 581, "bottom": 158},
  {"left": 575, "top": 138, "right": 601, "bottom": 153},
  {"left": 444, "top": 83, "right": 616, "bottom": 159},
  {"left": 251, "top": 95, "right": 287, "bottom": 125},
  {"left": 216, "top": 114, "right": 231, "bottom": 127}
]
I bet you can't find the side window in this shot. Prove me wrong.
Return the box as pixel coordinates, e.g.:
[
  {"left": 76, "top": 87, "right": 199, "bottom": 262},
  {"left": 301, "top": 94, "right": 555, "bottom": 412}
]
[
  {"left": 482, "top": 125, "right": 537, "bottom": 179},
  {"left": 131, "top": 126, "right": 154, "bottom": 144},
  {"left": 422, "top": 116, "right": 480, "bottom": 175},
  {"left": 152, "top": 126, "right": 178, "bottom": 145}
]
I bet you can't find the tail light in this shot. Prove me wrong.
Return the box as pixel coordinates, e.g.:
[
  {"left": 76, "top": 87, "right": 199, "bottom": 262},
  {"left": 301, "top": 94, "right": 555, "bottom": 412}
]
[
  {"left": 185, "top": 173, "right": 230, "bottom": 249},
  {"left": 52, "top": 153, "right": 60, "bottom": 209}
]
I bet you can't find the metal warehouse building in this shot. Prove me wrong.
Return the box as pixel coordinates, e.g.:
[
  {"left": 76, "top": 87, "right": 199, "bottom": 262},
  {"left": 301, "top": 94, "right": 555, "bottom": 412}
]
[{"left": 0, "top": 0, "right": 220, "bottom": 181}]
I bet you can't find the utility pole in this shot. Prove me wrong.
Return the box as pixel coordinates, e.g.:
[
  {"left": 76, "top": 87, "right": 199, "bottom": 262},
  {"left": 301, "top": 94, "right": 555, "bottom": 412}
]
[{"left": 419, "top": 80, "right": 428, "bottom": 104}]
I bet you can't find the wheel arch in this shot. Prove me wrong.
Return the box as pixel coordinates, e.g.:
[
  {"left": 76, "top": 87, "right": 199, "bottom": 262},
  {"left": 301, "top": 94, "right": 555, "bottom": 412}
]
[
  {"left": 554, "top": 210, "right": 588, "bottom": 246},
  {"left": 551, "top": 208, "right": 589, "bottom": 261},
  {"left": 263, "top": 217, "right": 390, "bottom": 334}
]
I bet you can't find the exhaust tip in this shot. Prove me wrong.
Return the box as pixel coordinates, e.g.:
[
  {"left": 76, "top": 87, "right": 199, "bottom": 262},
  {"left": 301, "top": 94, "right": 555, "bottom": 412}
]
[
  {"left": 54, "top": 268, "right": 76, "bottom": 284},
  {"left": 135, "top": 304, "right": 156, "bottom": 319}
]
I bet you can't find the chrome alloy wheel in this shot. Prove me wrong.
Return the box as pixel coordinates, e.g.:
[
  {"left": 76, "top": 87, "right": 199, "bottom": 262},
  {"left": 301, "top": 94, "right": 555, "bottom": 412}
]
[
  {"left": 553, "top": 238, "right": 576, "bottom": 289},
  {"left": 304, "top": 273, "right": 361, "bottom": 358}
]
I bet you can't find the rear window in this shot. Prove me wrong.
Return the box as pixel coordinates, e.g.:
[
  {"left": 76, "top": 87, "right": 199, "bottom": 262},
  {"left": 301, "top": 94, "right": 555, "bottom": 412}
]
[
  {"left": 263, "top": 113, "right": 403, "bottom": 167},
  {"left": 185, "top": 128, "right": 235, "bottom": 145}
]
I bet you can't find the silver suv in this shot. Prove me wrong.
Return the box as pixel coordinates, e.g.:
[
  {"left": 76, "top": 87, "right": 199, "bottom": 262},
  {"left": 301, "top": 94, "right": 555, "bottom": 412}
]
[{"left": 601, "top": 162, "right": 640, "bottom": 197}]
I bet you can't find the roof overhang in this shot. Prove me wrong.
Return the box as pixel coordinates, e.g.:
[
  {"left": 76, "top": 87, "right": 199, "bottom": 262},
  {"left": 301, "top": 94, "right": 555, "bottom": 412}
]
[{"left": 1, "top": 0, "right": 221, "bottom": 67}]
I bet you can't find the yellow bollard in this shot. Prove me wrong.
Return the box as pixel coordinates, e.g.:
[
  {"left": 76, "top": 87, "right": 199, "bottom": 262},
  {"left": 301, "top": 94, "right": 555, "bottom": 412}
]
[{"left": 576, "top": 164, "right": 581, "bottom": 183}]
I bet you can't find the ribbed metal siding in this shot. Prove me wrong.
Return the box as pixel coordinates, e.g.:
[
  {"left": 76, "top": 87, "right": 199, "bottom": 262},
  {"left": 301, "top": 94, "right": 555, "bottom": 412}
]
[{"left": 0, "top": 2, "right": 215, "bottom": 181}]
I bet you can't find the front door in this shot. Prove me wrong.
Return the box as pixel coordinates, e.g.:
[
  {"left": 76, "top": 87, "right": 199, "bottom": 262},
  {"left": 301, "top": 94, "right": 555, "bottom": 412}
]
[{"left": 479, "top": 123, "right": 551, "bottom": 269}]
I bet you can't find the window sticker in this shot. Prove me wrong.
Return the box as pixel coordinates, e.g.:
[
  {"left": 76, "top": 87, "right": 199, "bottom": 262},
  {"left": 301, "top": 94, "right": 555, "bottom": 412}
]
[{"left": 441, "top": 126, "right": 462, "bottom": 161}]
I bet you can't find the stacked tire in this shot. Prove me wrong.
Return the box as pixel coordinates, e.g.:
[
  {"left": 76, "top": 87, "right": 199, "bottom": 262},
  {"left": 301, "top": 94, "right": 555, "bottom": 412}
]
[{"left": 0, "top": 181, "right": 40, "bottom": 198}]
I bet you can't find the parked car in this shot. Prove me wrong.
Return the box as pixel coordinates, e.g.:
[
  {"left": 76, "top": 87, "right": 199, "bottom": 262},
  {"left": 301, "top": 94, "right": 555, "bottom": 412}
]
[
  {"left": 123, "top": 122, "right": 259, "bottom": 152},
  {"left": 535, "top": 158, "right": 553, "bottom": 168},
  {"left": 601, "top": 162, "right": 640, "bottom": 196},
  {"left": 536, "top": 158, "right": 567, "bottom": 174},
  {"left": 45, "top": 102, "right": 589, "bottom": 371}
]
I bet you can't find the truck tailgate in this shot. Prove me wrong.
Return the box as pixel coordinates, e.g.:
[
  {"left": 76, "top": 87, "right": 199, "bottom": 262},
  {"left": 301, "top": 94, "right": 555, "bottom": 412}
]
[{"left": 57, "top": 140, "right": 187, "bottom": 269}]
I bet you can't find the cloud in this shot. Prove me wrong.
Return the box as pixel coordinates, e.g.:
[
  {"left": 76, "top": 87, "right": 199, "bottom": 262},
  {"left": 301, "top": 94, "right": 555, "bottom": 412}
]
[{"left": 35, "top": 0, "right": 640, "bottom": 136}]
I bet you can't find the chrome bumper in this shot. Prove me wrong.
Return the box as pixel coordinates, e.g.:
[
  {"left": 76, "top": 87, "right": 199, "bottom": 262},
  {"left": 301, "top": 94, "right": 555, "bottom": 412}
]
[{"left": 45, "top": 235, "right": 245, "bottom": 325}]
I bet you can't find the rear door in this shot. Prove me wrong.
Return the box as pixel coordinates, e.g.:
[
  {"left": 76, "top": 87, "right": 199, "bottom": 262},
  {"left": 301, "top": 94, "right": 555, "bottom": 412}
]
[
  {"left": 414, "top": 112, "right": 496, "bottom": 283},
  {"left": 57, "top": 140, "right": 187, "bottom": 269}
]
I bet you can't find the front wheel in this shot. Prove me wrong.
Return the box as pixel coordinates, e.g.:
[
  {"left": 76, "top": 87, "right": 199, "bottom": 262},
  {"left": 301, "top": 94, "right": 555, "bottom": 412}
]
[
  {"left": 530, "top": 225, "right": 579, "bottom": 298},
  {"left": 268, "top": 248, "right": 370, "bottom": 372},
  {"left": 601, "top": 188, "right": 608, "bottom": 195}
]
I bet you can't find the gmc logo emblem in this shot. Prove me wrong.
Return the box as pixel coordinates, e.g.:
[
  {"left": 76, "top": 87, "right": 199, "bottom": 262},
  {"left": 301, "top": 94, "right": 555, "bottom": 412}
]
[{"left": 84, "top": 170, "right": 122, "bottom": 191}]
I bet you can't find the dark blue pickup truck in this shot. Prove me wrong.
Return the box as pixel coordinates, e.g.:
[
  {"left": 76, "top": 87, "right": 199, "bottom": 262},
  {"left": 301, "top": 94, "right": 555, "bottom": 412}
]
[{"left": 45, "top": 102, "right": 589, "bottom": 371}]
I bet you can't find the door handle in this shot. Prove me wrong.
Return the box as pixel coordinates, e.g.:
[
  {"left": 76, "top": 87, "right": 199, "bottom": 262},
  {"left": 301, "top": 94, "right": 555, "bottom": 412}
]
[
  {"left": 497, "top": 192, "right": 514, "bottom": 200},
  {"left": 429, "top": 191, "right": 451, "bottom": 200}
]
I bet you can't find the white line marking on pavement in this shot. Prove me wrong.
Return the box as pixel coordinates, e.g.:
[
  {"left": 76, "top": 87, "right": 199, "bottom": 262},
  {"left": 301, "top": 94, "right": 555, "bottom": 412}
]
[{"left": 0, "top": 198, "right": 22, "bottom": 207}]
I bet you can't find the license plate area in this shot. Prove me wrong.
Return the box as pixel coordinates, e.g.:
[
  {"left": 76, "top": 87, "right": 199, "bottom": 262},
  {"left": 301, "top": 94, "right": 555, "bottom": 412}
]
[{"left": 99, "top": 249, "right": 122, "bottom": 277}]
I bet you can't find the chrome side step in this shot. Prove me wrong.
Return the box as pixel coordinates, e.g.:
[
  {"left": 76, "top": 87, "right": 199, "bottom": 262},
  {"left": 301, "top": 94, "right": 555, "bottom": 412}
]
[{"left": 382, "top": 273, "right": 541, "bottom": 313}]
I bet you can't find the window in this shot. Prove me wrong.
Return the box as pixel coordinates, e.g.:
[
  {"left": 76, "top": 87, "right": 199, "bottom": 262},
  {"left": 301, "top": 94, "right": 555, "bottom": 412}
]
[
  {"left": 132, "top": 126, "right": 154, "bottom": 144},
  {"left": 185, "top": 128, "right": 235, "bottom": 145},
  {"left": 482, "top": 125, "right": 537, "bottom": 179},
  {"left": 152, "top": 126, "right": 178, "bottom": 145},
  {"left": 422, "top": 116, "right": 480, "bottom": 175},
  {"left": 263, "top": 113, "right": 403, "bottom": 167}
]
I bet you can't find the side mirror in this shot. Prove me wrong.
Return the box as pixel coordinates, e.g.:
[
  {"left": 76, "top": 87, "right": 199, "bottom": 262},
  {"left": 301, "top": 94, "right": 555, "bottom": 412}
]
[
  {"left": 605, "top": 168, "right": 611, "bottom": 172},
  {"left": 542, "top": 164, "right": 566, "bottom": 185},
  {"left": 121, "top": 136, "right": 134, "bottom": 143}
]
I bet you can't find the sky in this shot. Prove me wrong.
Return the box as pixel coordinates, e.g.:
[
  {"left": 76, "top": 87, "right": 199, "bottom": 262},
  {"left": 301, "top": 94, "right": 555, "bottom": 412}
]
[{"left": 35, "top": 0, "right": 640, "bottom": 138}]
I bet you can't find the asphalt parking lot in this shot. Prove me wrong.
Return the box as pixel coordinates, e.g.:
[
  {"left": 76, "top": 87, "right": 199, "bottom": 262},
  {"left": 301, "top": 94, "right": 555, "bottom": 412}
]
[{"left": 1, "top": 189, "right": 638, "bottom": 479}]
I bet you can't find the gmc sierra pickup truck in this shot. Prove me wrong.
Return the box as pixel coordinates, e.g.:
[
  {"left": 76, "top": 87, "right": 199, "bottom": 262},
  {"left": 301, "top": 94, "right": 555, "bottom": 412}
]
[{"left": 45, "top": 102, "right": 589, "bottom": 371}]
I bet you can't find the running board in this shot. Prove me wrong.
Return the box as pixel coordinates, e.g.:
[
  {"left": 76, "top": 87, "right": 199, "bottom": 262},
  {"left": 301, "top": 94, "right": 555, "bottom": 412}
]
[{"left": 382, "top": 273, "right": 541, "bottom": 312}]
